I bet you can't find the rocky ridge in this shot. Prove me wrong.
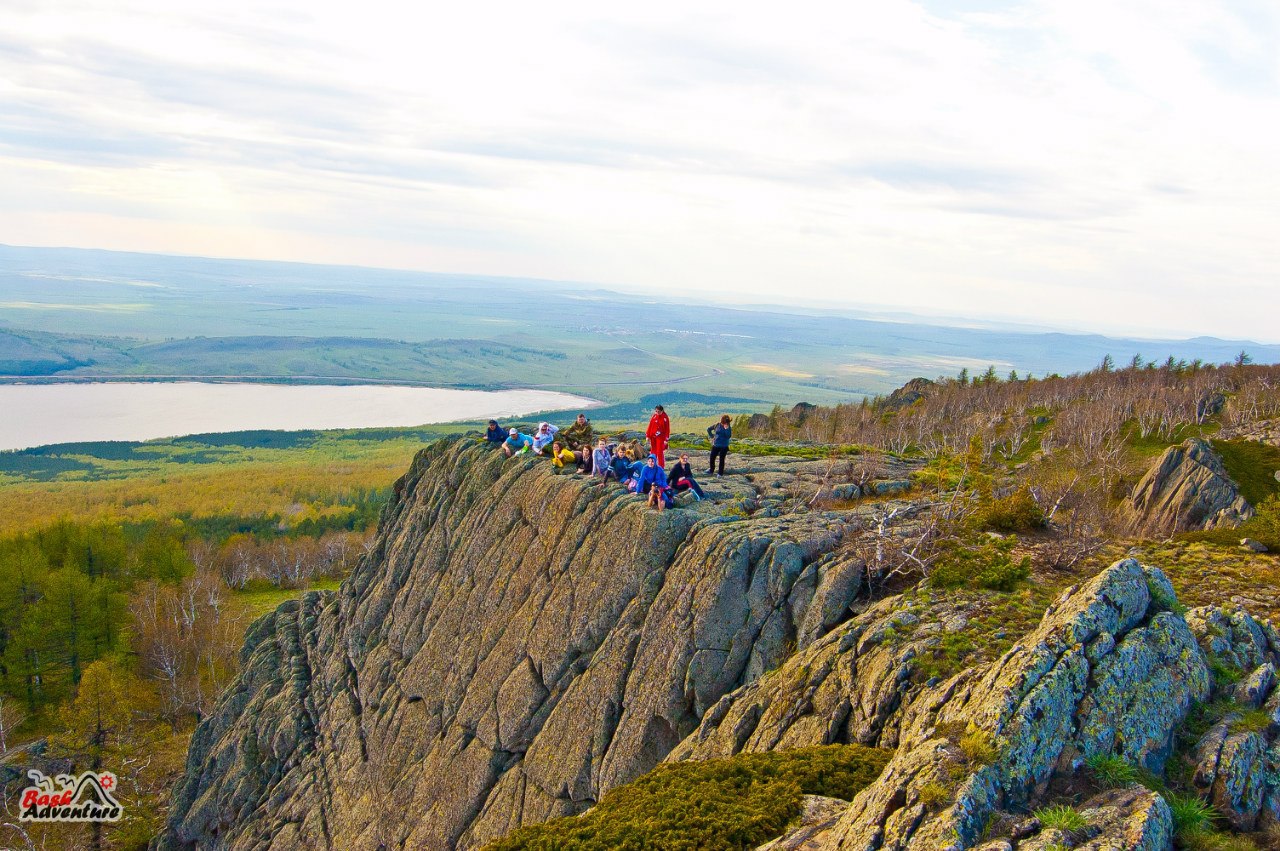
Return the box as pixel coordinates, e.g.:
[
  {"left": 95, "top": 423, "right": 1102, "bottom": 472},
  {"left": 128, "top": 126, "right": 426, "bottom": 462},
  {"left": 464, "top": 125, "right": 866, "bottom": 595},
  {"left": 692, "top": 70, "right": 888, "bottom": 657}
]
[
  {"left": 157, "top": 439, "right": 920, "bottom": 850},
  {"left": 158, "top": 438, "right": 1280, "bottom": 850}
]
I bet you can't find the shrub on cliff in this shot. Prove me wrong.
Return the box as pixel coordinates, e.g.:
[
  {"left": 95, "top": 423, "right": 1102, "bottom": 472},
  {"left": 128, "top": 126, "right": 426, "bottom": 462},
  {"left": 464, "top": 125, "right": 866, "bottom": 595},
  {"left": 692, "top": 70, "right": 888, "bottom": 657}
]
[
  {"left": 930, "top": 535, "right": 1032, "bottom": 592},
  {"left": 484, "top": 744, "right": 891, "bottom": 851}
]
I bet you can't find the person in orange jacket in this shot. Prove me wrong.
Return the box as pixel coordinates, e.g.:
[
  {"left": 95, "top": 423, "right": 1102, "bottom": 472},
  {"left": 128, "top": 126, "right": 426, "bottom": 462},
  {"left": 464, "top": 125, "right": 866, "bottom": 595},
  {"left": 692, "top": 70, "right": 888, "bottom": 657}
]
[{"left": 646, "top": 404, "right": 671, "bottom": 467}]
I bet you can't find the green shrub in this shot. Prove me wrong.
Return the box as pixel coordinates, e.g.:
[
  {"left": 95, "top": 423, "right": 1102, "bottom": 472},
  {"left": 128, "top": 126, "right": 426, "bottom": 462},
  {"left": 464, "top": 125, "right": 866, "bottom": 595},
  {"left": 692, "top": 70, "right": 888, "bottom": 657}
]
[
  {"left": 1229, "top": 709, "right": 1273, "bottom": 735},
  {"left": 1167, "top": 791, "right": 1218, "bottom": 836},
  {"left": 1034, "top": 804, "right": 1088, "bottom": 832},
  {"left": 484, "top": 745, "right": 892, "bottom": 851},
  {"left": 1177, "top": 826, "right": 1260, "bottom": 850},
  {"left": 972, "top": 486, "right": 1046, "bottom": 534},
  {"left": 1210, "top": 660, "right": 1243, "bottom": 688},
  {"left": 1085, "top": 753, "right": 1139, "bottom": 787},
  {"left": 931, "top": 536, "right": 1031, "bottom": 592}
]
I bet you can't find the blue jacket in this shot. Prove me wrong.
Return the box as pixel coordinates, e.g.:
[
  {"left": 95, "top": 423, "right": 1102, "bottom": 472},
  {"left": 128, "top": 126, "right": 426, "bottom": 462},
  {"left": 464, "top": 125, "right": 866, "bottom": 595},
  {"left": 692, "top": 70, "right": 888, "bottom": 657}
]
[
  {"left": 484, "top": 426, "right": 506, "bottom": 443},
  {"left": 636, "top": 463, "right": 668, "bottom": 491},
  {"left": 708, "top": 423, "right": 731, "bottom": 448}
]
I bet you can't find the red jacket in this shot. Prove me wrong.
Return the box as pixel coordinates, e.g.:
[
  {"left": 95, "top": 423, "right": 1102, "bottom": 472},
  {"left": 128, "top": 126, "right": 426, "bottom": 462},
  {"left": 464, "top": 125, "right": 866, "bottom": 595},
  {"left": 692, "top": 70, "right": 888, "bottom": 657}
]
[{"left": 646, "top": 411, "right": 670, "bottom": 445}]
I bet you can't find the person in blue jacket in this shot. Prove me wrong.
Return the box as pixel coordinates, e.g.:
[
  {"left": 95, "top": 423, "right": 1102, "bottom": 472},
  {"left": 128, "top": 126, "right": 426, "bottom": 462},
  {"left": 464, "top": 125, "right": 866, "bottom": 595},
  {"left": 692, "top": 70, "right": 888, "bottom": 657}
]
[
  {"left": 636, "top": 454, "right": 672, "bottom": 511},
  {"left": 502, "top": 428, "right": 534, "bottom": 457},
  {"left": 483, "top": 420, "right": 506, "bottom": 445},
  {"left": 707, "top": 415, "right": 732, "bottom": 476}
]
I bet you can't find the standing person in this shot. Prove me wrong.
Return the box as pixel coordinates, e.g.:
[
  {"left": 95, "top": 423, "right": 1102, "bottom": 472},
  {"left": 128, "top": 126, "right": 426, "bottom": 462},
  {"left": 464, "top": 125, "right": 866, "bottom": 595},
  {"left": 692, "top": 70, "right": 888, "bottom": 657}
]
[
  {"left": 707, "top": 415, "right": 731, "bottom": 476},
  {"left": 669, "top": 452, "right": 705, "bottom": 499},
  {"left": 502, "top": 428, "right": 534, "bottom": 457},
  {"left": 482, "top": 420, "right": 506, "bottom": 445},
  {"left": 646, "top": 404, "right": 671, "bottom": 467},
  {"left": 531, "top": 422, "right": 559, "bottom": 455}
]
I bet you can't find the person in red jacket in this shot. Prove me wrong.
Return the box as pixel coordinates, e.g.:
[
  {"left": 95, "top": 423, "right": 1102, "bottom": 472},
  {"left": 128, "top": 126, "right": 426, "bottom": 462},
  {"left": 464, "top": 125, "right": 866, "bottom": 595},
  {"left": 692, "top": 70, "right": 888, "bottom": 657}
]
[{"left": 646, "top": 404, "right": 671, "bottom": 467}]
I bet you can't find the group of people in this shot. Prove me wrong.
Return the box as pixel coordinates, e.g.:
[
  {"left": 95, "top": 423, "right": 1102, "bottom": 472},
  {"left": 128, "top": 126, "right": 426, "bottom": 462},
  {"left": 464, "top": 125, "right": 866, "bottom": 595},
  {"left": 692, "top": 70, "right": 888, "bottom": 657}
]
[{"left": 482, "top": 405, "right": 734, "bottom": 512}]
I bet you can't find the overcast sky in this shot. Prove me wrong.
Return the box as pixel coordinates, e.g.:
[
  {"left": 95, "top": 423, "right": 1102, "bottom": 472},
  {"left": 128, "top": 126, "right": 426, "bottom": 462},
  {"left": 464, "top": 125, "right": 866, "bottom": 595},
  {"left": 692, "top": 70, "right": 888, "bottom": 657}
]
[{"left": 2, "top": 1, "right": 1278, "bottom": 341}]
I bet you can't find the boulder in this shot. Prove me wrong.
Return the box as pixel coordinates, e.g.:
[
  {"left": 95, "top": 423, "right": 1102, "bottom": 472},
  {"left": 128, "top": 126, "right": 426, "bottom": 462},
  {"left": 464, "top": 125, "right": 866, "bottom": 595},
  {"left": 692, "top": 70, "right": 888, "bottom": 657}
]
[
  {"left": 883, "top": 377, "right": 936, "bottom": 410},
  {"left": 1121, "top": 438, "right": 1253, "bottom": 536},
  {"left": 1242, "top": 538, "right": 1270, "bottom": 553}
]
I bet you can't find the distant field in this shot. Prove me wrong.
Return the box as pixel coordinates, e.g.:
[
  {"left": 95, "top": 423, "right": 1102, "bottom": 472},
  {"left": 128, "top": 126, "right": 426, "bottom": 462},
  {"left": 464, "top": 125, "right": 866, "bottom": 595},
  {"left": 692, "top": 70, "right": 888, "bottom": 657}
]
[
  {"left": 7, "top": 246, "right": 1278, "bottom": 411},
  {"left": 0, "top": 400, "right": 751, "bottom": 535}
]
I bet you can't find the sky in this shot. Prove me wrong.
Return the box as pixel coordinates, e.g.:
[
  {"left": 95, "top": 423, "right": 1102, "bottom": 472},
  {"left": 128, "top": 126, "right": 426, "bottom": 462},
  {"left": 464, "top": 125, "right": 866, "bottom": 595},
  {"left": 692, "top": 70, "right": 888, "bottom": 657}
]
[{"left": 1, "top": 0, "right": 1278, "bottom": 341}]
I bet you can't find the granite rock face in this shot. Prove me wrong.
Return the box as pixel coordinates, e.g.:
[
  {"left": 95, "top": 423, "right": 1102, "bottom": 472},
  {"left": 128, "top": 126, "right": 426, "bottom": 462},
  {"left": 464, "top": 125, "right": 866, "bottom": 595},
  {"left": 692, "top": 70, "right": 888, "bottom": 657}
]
[
  {"left": 1121, "top": 438, "right": 1253, "bottom": 536},
  {"left": 157, "top": 440, "right": 883, "bottom": 850},
  {"left": 670, "top": 561, "right": 1228, "bottom": 850},
  {"left": 159, "top": 439, "right": 1280, "bottom": 850}
]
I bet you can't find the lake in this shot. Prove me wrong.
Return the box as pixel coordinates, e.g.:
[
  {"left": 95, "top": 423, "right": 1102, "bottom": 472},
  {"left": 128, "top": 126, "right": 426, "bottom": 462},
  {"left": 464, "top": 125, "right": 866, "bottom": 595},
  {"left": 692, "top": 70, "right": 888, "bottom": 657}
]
[{"left": 0, "top": 382, "right": 598, "bottom": 451}]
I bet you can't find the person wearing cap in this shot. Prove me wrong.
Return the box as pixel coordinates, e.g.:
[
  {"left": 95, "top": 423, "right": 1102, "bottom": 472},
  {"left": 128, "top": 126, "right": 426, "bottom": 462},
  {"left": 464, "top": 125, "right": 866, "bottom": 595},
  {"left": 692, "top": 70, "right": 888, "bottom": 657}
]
[
  {"left": 502, "top": 428, "right": 534, "bottom": 457},
  {"left": 483, "top": 420, "right": 506, "bottom": 445},
  {"left": 531, "top": 422, "right": 559, "bottom": 455}
]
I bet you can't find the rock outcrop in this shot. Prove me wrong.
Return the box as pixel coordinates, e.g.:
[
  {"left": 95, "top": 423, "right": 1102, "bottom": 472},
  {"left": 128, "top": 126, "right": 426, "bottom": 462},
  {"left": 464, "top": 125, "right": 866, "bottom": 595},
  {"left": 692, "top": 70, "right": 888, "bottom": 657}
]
[
  {"left": 159, "top": 438, "right": 1280, "bottom": 850},
  {"left": 158, "top": 440, "right": 907, "bottom": 850},
  {"left": 1121, "top": 438, "right": 1253, "bottom": 536}
]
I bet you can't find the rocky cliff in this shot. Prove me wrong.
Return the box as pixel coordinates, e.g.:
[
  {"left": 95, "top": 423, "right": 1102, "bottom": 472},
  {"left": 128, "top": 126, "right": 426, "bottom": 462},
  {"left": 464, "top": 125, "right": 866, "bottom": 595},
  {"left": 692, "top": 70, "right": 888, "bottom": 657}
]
[
  {"left": 159, "top": 438, "right": 1280, "bottom": 850},
  {"left": 157, "top": 440, "right": 907, "bottom": 850}
]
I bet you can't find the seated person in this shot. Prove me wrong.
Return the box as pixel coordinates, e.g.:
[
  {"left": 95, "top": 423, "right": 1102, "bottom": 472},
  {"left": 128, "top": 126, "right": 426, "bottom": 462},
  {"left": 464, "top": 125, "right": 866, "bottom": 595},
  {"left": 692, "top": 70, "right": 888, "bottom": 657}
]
[
  {"left": 575, "top": 443, "right": 595, "bottom": 474},
  {"left": 610, "top": 452, "right": 638, "bottom": 483},
  {"left": 562, "top": 413, "right": 594, "bottom": 448},
  {"left": 636, "top": 454, "right": 673, "bottom": 511},
  {"left": 669, "top": 453, "right": 705, "bottom": 499},
  {"left": 482, "top": 420, "right": 506, "bottom": 445},
  {"left": 502, "top": 428, "right": 534, "bottom": 457},
  {"left": 531, "top": 422, "right": 559, "bottom": 455},
  {"left": 549, "top": 441, "right": 578, "bottom": 469},
  {"left": 590, "top": 438, "right": 614, "bottom": 483}
]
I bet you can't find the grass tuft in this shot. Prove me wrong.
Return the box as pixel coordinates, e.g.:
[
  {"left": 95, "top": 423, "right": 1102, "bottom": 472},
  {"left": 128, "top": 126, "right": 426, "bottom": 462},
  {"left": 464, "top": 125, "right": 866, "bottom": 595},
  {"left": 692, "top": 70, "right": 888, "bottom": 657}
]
[
  {"left": 1085, "top": 753, "right": 1139, "bottom": 787},
  {"left": 959, "top": 728, "right": 999, "bottom": 765},
  {"left": 1034, "top": 804, "right": 1088, "bottom": 832}
]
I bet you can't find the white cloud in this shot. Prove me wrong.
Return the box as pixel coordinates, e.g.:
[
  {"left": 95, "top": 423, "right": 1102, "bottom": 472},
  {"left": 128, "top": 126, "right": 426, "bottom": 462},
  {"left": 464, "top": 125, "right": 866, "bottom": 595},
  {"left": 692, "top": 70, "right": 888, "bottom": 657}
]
[{"left": 1, "top": 0, "right": 1277, "bottom": 341}]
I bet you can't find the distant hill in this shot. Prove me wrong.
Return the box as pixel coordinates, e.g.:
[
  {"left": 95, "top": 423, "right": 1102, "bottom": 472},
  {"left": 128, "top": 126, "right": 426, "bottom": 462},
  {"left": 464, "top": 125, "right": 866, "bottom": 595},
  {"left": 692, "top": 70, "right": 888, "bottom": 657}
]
[{"left": 4, "top": 244, "right": 1278, "bottom": 405}]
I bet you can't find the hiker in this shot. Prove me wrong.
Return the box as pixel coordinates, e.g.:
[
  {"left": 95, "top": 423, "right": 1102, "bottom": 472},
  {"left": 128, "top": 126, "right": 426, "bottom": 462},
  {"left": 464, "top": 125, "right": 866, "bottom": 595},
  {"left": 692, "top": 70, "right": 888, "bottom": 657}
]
[
  {"left": 531, "top": 422, "right": 559, "bottom": 455},
  {"left": 562, "top": 413, "right": 594, "bottom": 448},
  {"left": 549, "top": 441, "right": 578, "bottom": 469},
  {"left": 646, "top": 405, "right": 671, "bottom": 467},
  {"left": 636, "top": 454, "right": 672, "bottom": 511},
  {"left": 669, "top": 452, "right": 705, "bottom": 499},
  {"left": 575, "top": 442, "right": 595, "bottom": 474},
  {"left": 590, "top": 437, "right": 614, "bottom": 483},
  {"left": 707, "top": 415, "right": 732, "bottom": 476},
  {"left": 611, "top": 450, "right": 639, "bottom": 484},
  {"left": 482, "top": 420, "right": 506, "bottom": 445},
  {"left": 502, "top": 428, "right": 534, "bottom": 457}
]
